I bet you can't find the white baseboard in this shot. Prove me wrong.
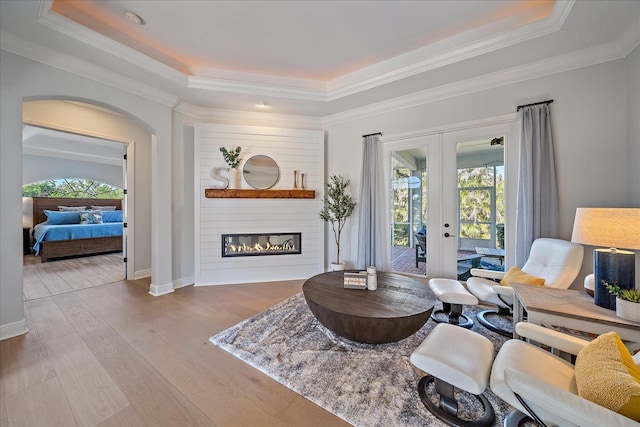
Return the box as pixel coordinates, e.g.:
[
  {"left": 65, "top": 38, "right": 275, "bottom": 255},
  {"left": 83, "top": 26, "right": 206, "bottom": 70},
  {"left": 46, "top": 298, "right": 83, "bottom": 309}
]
[
  {"left": 173, "top": 276, "right": 195, "bottom": 289},
  {"left": 0, "top": 318, "right": 28, "bottom": 341},
  {"left": 134, "top": 269, "right": 151, "bottom": 279},
  {"left": 149, "top": 281, "right": 174, "bottom": 297}
]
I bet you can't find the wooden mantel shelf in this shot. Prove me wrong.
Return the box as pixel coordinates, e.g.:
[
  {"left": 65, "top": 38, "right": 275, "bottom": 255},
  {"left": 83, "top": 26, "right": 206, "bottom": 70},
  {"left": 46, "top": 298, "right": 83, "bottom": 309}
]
[{"left": 205, "top": 188, "right": 315, "bottom": 199}]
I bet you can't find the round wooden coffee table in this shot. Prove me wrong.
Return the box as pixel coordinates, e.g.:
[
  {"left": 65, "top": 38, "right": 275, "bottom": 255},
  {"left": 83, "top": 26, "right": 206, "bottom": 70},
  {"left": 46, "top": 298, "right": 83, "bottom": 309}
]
[{"left": 303, "top": 271, "right": 435, "bottom": 344}]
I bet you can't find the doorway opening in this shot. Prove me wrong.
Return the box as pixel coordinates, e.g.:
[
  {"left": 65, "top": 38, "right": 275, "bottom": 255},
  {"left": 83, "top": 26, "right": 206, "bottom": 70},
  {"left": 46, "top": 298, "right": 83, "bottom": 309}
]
[{"left": 21, "top": 99, "right": 141, "bottom": 299}]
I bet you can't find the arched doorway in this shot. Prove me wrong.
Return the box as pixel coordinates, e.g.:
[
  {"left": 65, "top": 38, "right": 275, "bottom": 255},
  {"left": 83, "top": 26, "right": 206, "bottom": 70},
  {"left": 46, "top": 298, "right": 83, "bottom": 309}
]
[{"left": 21, "top": 99, "right": 152, "bottom": 290}]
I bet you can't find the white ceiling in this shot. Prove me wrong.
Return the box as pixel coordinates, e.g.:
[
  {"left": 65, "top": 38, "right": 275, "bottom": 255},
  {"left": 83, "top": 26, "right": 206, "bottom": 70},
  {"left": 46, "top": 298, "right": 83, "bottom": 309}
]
[
  {"left": 1, "top": 0, "right": 639, "bottom": 118},
  {"left": 23, "top": 124, "right": 125, "bottom": 166}
]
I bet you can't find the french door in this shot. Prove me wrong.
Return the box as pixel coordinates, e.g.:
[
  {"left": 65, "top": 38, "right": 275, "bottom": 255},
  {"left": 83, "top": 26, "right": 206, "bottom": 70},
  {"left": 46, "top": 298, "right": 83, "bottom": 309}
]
[{"left": 383, "top": 119, "right": 518, "bottom": 279}]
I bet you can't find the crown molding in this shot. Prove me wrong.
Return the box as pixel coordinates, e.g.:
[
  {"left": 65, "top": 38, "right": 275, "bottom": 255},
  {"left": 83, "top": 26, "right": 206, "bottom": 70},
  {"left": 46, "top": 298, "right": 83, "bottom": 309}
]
[
  {"left": 36, "top": 0, "right": 188, "bottom": 85},
  {"left": 184, "top": 1, "right": 575, "bottom": 101},
  {"left": 174, "top": 102, "right": 323, "bottom": 129},
  {"left": 0, "top": 30, "right": 179, "bottom": 108},
  {"left": 322, "top": 41, "right": 627, "bottom": 127},
  {"left": 325, "top": 0, "right": 575, "bottom": 99},
  {"left": 187, "top": 76, "right": 327, "bottom": 102},
  {"left": 3, "top": 0, "right": 635, "bottom": 125}
]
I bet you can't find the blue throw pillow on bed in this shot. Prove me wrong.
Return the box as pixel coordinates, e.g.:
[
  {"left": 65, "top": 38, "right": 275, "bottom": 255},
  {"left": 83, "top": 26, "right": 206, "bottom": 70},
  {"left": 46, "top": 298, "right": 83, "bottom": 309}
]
[
  {"left": 102, "top": 210, "right": 123, "bottom": 223},
  {"left": 80, "top": 210, "right": 103, "bottom": 224},
  {"left": 44, "top": 210, "right": 81, "bottom": 225}
]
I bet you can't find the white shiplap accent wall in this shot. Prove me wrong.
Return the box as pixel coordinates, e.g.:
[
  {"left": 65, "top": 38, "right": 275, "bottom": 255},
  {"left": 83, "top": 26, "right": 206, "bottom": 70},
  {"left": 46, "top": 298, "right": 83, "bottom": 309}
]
[{"left": 194, "top": 123, "right": 325, "bottom": 285}]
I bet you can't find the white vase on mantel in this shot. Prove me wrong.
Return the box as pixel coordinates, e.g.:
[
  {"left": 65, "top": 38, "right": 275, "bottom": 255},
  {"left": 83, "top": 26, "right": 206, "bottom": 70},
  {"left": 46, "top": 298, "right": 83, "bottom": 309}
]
[
  {"left": 616, "top": 298, "right": 640, "bottom": 322},
  {"left": 330, "top": 262, "right": 345, "bottom": 271},
  {"left": 230, "top": 168, "right": 242, "bottom": 189}
]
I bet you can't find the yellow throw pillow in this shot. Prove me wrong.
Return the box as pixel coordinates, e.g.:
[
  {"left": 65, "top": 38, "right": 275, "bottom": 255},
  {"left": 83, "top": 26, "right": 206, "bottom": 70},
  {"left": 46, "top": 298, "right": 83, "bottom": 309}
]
[
  {"left": 574, "top": 331, "right": 640, "bottom": 421},
  {"left": 499, "top": 266, "right": 545, "bottom": 287}
]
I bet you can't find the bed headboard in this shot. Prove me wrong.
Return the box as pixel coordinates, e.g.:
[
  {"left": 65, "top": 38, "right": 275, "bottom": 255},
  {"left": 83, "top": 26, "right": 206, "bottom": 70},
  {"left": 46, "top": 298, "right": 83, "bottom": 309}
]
[{"left": 32, "top": 197, "right": 123, "bottom": 226}]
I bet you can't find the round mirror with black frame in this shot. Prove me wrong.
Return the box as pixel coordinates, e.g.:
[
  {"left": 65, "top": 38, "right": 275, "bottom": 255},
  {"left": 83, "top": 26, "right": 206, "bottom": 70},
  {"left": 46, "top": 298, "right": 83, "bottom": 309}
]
[{"left": 243, "top": 155, "right": 280, "bottom": 189}]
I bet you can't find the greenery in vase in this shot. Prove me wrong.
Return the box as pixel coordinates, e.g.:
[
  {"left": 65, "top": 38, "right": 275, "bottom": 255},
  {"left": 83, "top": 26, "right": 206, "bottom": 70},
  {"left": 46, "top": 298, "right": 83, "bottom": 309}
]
[
  {"left": 319, "top": 174, "right": 356, "bottom": 265},
  {"left": 603, "top": 281, "right": 640, "bottom": 303},
  {"left": 220, "top": 146, "right": 242, "bottom": 169}
]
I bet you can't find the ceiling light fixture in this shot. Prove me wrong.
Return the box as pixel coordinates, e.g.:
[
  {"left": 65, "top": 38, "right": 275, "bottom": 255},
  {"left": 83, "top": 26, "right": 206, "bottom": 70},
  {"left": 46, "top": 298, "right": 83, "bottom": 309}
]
[
  {"left": 124, "top": 11, "right": 145, "bottom": 25},
  {"left": 256, "top": 100, "right": 270, "bottom": 108}
]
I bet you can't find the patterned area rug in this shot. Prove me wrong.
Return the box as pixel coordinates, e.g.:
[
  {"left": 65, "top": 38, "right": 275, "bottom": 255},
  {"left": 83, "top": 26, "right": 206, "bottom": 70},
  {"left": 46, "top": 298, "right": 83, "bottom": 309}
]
[{"left": 210, "top": 293, "right": 520, "bottom": 427}]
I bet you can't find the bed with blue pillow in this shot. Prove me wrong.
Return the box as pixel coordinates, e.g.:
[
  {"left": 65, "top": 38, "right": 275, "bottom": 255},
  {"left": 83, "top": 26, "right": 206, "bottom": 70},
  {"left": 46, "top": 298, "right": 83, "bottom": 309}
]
[{"left": 31, "top": 197, "right": 124, "bottom": 262}]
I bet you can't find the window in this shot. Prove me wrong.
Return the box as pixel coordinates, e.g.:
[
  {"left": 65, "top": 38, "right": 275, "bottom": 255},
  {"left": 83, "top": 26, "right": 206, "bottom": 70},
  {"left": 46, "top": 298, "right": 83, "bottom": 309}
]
[
  {"left": 22, "top": 178, "right": 123, "bottom": 198},
  {"left": 458, "top": 165, "right": 504, "bottom": 247}
]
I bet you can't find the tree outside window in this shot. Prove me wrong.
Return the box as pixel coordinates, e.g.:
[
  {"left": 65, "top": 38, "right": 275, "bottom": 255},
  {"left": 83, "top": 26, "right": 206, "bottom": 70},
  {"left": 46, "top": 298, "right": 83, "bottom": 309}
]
[
  {"left": 22, "top": 179, "right": 123, "bottom": 199},
  {"left": 458, "top": 166, "right": 504, "bottom": 245}
]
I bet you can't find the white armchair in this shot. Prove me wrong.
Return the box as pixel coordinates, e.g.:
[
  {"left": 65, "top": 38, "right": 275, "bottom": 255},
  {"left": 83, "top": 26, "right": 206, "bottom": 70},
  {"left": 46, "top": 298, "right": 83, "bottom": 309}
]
[
  {"left": 491, "top": 322, "right": 639, "bottom": 427},
  {"left": 466, "top": 238, "right": 584, "bottom": 336}
]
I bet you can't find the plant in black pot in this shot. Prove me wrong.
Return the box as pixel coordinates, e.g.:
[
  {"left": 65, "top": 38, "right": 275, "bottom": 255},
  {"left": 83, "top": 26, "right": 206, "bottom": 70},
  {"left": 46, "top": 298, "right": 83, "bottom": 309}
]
[{"left": 319, "top": 174, "right": 356, "bottom": 271}]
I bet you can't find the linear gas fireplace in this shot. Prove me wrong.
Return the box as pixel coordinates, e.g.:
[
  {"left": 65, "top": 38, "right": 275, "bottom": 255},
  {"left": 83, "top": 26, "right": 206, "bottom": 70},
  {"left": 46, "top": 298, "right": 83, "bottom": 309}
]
[{"left": 222, "top": 232, "right": 302, "bottom": 257}]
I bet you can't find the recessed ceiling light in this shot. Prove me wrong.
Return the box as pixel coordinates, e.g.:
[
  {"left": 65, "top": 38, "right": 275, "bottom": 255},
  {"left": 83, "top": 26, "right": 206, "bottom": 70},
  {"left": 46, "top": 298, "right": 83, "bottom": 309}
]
[
  {"left": 124, "top": 11, "right": 145, "bottom": 25},
  {"left": 256, "top": 100, "right": 270, "bottom": 108}
]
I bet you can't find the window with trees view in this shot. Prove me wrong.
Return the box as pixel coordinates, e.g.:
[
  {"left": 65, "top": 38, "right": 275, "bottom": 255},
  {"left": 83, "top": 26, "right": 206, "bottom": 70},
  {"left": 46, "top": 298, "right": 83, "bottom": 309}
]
[
  {"left": 392, "top": 168, "right": 426, "bottom": 247},
  {"left": 458, "top": 165, "right": 504, "bottom": 247},
  {"left": 22, "top": 179, "right": 123, "bottom": 199}
]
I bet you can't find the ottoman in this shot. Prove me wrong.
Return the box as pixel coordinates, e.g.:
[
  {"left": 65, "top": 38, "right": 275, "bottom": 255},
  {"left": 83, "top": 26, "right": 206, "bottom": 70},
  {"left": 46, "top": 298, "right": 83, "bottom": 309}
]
[
  {"left": 428, "top": 278, "right": 478, "bottom": 328},
  {"left": 410, "top": 323, "right": 495, "bottom": 427}
]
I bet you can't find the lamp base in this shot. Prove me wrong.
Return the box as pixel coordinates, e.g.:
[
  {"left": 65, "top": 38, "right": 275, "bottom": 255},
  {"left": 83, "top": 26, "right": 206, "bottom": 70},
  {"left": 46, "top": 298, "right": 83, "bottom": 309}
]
[{"left": 593, "top": 249, "right": 635, "bottom": 310}]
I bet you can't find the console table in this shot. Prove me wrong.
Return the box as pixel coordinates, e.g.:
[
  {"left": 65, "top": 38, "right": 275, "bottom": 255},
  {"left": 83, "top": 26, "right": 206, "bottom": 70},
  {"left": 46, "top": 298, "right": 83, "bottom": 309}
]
[{"left": 512, "top": 282, "right": 640, "bottom": 348}]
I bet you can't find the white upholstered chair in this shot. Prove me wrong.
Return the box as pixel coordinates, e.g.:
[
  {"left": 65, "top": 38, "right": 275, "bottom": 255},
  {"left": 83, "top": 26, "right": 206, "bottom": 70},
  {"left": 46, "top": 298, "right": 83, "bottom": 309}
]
[
  {"left": 466, "top": 238, "right": 584, "bottom": 336},
  {"left": 491, "top": 322, "right": 639, "bottom": 427}
]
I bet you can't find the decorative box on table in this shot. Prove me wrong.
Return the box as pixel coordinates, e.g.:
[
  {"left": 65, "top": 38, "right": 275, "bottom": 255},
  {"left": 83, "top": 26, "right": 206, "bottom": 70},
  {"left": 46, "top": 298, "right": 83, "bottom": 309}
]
[{"left": 343, "top": 271, "right": 367, "bottom": 289}]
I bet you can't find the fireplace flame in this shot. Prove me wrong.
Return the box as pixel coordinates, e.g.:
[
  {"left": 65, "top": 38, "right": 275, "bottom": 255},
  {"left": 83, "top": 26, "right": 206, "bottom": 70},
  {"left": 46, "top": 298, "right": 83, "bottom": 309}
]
[
  {"left": 226, "top": 241, "right": 296, "bottom": 254},
  {"left": 223, "top": 233, "right": 301, "bottom": 257}
]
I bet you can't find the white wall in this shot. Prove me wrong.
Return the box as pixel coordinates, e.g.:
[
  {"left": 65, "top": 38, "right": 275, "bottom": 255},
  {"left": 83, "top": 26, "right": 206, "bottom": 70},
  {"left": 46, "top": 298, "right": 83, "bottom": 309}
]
[
  {"left": 0, "top": 51, "right": 174, "bottom": 340},
  {"left": 627, "top": 45, "right": 640, "bottom": 207},
  {"left": 194, "top": 124, "right": 324, "bottom": 284},
  {"left": 625, "top": 45, "right": 640, "bottom": 286},
  {"left": 171, "top": 109, "right": 324, "bottom": 288},
  {"left": 325, "top": 58, "right": 632, "bottom": 290},
  {"left": 171, "top": 110, "right": 196, "bottom": 288}
]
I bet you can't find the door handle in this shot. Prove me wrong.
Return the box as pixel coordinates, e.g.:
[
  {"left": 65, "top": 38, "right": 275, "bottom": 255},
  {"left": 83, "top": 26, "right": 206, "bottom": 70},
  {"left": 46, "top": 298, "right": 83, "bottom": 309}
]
[{"left": 444, "top": 232, "right": 455, "bottom": 238}]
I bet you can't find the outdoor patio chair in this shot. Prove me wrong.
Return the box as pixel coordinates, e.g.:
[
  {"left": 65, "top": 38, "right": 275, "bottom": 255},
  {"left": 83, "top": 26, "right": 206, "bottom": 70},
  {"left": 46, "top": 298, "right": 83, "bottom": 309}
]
[{"left": 415, "top": 232, "right": 426, "bottom": 267}]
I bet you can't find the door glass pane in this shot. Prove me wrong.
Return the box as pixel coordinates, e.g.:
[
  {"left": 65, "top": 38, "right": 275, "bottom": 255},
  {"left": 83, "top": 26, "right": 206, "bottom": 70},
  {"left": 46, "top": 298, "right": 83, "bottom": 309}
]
[
  {"left": 456, "top": 137, "right": 505, "bottom": 279},
  {"left": 392, "top": 168, "right": 410, "bottom": 247},
  {"left": 391, "top": 149, "right": 426, "bottom": 275}
]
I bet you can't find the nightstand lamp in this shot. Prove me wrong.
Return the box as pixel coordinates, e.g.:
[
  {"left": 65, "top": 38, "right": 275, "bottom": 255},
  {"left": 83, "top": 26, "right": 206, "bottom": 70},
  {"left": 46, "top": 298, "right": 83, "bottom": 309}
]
[{"left": 571, "top": 208, "right": 640, "bottom": 309}]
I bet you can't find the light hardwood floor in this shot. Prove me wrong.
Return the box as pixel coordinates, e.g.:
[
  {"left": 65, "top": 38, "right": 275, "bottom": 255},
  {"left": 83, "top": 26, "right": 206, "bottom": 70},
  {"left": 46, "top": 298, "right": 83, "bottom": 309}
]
[
  {"left": 1, "top": 278, "right": 350, "bottom": 427},
  {"left": 23, "top": 253, "right": 125, "bottom": 301}
]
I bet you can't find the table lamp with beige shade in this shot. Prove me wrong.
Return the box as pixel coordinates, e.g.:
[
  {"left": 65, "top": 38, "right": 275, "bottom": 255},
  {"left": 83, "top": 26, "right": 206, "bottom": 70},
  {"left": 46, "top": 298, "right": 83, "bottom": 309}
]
[{"left": 571, "top": 208, "right": 640, "bottom": 309}]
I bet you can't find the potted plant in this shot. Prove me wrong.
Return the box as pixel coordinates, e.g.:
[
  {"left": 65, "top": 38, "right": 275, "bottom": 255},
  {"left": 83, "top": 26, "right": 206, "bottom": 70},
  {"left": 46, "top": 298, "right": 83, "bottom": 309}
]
[
  {"left": 604, "top": 281, "right": 640, "bottom": 322},
  {"left": 220, "top": 146, "right": 242, "bottom": 188},
  {"left": 319, "top": 174, "right": 356, "bottom": 271}
]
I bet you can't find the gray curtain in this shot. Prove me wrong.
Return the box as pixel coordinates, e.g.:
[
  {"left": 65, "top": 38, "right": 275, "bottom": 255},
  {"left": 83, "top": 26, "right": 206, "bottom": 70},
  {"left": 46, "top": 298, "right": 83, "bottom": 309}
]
[
  {"left": 515, "top": 104, "right": 560, "bottom": 265},
  {"left": 356, "top": 134, "right": 390, "bottom": 270}
]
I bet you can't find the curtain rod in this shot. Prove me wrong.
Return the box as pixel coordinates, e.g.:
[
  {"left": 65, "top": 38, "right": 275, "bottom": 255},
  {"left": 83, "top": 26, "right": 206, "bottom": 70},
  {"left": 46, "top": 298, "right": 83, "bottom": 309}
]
[
  {"left": 362, "top": 132, "right": 383, "bottom": 138},
  {"left": 516, "top": 99, "right": 553, "bottom": 111}
]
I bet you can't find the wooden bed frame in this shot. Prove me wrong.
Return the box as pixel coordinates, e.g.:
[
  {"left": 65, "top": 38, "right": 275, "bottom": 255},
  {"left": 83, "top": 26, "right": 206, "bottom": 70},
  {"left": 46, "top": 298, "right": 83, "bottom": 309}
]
[{"left": 32, "top": 197, "right": 123, "bottom": 263}]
